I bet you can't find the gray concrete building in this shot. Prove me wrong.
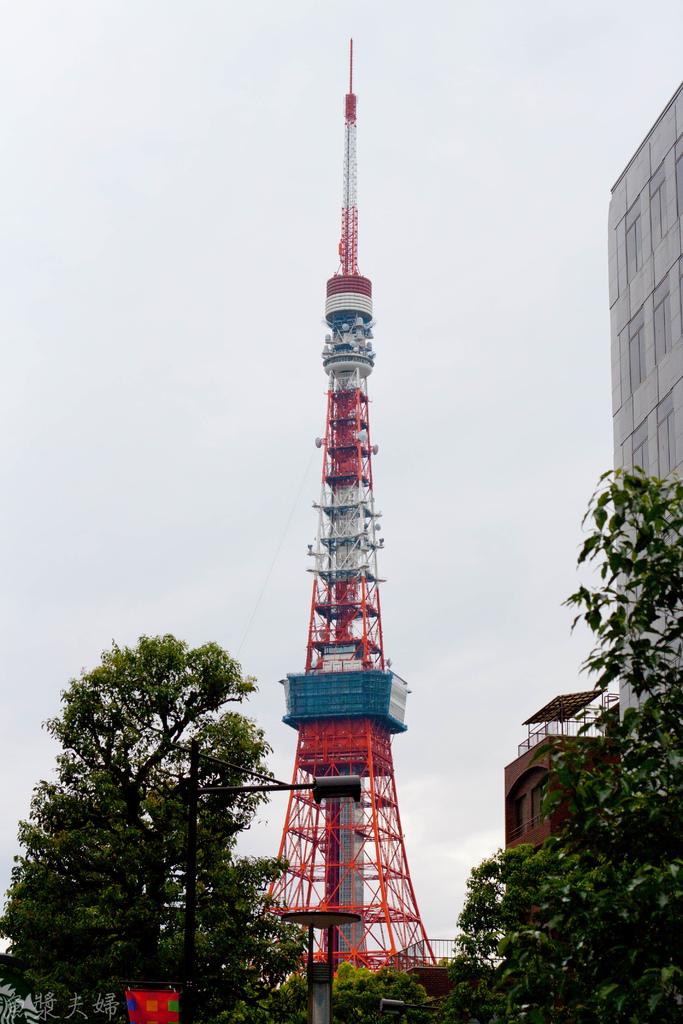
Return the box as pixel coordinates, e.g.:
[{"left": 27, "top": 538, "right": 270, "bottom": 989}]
[
  {"left": 609, "top": 81, "right": 683, "bottom": 712},
  {"left": 610, "top": 82, "right": 683, "bottom": 482}
]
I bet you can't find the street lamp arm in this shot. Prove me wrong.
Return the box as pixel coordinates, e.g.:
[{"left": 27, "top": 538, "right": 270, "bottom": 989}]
[
  {"left": 379, "top": 996, "right": 444, "bottom": 1016},
  {"left": 199, "top": 776, "right": 362, "bottom": 803},
  {"left": 199, "top": 782, "right": 313, "bottom": 795}
]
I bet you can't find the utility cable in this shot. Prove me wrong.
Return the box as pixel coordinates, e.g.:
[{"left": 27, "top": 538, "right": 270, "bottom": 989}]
[{"left": 236, "top": 448, "right": 317, "bottom": 658}]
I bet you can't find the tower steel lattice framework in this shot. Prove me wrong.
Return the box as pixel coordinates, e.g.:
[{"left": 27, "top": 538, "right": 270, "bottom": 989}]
[{"left": 270, "top": 42, "right": 432, "bottom": 970}]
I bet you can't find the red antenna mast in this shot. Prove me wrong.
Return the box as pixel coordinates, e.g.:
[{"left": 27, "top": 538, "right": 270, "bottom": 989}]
[{"left": 339, "top": 38, "right": 359, "bottom": 276}]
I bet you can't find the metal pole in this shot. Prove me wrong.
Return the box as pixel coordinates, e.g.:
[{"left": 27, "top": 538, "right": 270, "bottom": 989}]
[
  {"left": 307, "top": 926, "right": 331, "bottom": 1024},
  {"left": 327, "top": 924, "right": 334, "bottom": 987},
  {"left": 182, "top": 739, "right": 199, "bottom": 1024},
  {"left": 306, "top": 925, "right": 313, "bottom": 1024}
]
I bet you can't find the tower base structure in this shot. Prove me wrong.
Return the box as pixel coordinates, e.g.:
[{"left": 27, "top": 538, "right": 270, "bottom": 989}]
[{"left": 271, "top": 715, "right": 432, "bottom": 970}]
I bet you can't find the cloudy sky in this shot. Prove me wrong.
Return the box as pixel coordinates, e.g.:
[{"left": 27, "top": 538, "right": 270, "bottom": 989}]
[{"left": 1, "top": 0, "right": 682, "bottom": 943}]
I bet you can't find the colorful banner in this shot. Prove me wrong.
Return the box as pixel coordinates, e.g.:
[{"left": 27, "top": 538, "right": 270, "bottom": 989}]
[{"left": 124, "top": 991, "right": 179, "bottom": 1024}]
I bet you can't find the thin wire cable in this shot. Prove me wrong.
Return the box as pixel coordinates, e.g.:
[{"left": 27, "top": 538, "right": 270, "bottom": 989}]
[{"left": 236, "top": 449, "right": 317, "bottom": 658}]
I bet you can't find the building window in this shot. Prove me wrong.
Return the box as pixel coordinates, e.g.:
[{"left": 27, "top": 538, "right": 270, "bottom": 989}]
[
  {"left": 626, "top": 201, "right": 642, "bottom": 282},
  {"left": 628, "top": 309, "right": 646, "bottom": 393},
  {"left": 677, "top": 154, "right": 683, "bottom": 218},
  {"left": 658, "top": 393, "right": 675, "bottom": 476},
  {"left": 654, "top": 278, "right": 672, "bottom": 363},
  {"left": 514, "top": 794, "right": 527, "bottom": 834},
  {"left": 632, "top": 419, "right": 648, "bottom": 472},
  {"left": 530, "top": 779, "right": 546, "bottom": 827},
  {"left": 650, "top": 162, "right": 667, "bottom": 247}
]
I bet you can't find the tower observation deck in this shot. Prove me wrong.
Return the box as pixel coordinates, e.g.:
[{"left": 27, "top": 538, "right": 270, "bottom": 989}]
[{"left": 270, "top": 41, "right": 431, "bottom": 970}]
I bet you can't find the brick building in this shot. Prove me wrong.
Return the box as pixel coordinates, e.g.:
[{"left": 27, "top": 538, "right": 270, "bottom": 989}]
[{"left": 504, "top": 691, "right": 618, "bottom": 850}]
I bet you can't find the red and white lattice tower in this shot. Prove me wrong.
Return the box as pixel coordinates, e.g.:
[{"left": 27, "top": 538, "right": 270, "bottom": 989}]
[{"left": 271, "top": 42, "right": 432, "bottom": 970}]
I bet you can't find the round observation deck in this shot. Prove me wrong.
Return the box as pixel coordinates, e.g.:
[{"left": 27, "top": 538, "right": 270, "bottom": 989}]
[
  {"left": 325, "top": 275, "right": 373, "bottom": 323},
  {"left": 322, "top": 352, "right": 374, "bottom": 377}
]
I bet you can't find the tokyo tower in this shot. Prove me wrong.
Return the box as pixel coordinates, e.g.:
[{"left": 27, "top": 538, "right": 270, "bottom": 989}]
[{"left": 271, "top": 42, "right": 431, "bottom": 970}]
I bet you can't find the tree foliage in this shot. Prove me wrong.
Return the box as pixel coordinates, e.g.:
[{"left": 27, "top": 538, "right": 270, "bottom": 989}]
[
  {"left": 0, "top": 635, "right": 303, "bottom": 1021},
  {"left": 501, "top": 471, "right": 683, "bottom": 1022},
  {"left": 442, "top": 845, "right": 555, "bottom": 1024},
  {"left": 212, "top": 971, "right": 307, "bottom": 1024},
  {"left": 332, "top": 963, "right": 431, "bottom": 1024},
  {"left": 226, "top": 963, "right": 431, "bottom": 1024}
]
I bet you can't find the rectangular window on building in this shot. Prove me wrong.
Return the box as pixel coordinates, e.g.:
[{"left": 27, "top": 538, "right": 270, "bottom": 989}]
[
  {"left": 514, "top": 794, "right": 527, "bottom": 834},
  {"left": 677, "top": 154, "right": 683, "bottom": 218},
  {"left": 626, "top": 201, "right": 642, "bottom": 281},
  {"left": 628, "top": 309, "right": 646, "bottom": 393},
  {"left": 632, "top": 419, "right": 648, "bottom": 472},
  {"left": 530, "top": 780, "right": 546, "bottom": 826},
  {"left": 658, "top": 392, "right": 675, "bottom": 476},
  {"left": 654, "top": 278, "right": 672, "bottom": 363},
  {"left": 651, "top": 190, "right": 665, "bottom": 247},
  {"left": 650, "top": 163, "right": 667, "bottom": 247}
]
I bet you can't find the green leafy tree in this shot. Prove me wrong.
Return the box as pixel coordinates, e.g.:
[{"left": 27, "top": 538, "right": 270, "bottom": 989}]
[
  {"left": 332, "top": 963, "right": 432, "bottom": 1023},
  {"left": 0, "top": 635, "right": 303, "bottom": 1021},
  {"left": 217, "top": 972, "right": 307, "bottom": 1024},
  {"left": 501, "top": 471, "right": 683, "bottom": 1022},
  {"left": 226, "top": 963, "right": 432, "bottom": 1024},
  {"left": 442, "top": 845, "right": 555, "bottom": 1024}
]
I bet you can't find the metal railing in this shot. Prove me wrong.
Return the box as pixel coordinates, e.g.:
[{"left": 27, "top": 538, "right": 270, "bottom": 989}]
[
  {"left": 508, "top": 811, "right": 544, "bottom": 842},
  {"left": 395, "top": 939, "right": 455, "bottom": 969},
  {"left": 518, "top": 694, "right": 619, "bottom": 756}
]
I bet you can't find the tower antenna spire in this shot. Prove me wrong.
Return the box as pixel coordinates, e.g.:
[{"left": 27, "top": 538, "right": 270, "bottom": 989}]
[{"left": 339, "top": 38, "right": 358, "bottom": 275}]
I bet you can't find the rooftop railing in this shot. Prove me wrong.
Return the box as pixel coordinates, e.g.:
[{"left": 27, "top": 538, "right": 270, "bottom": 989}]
[
  {"left": 395, "top": 939, "right": 455, "bottom": 969},
  {"left": 518, "top": 693, "right": 619, "bottom": 757}
]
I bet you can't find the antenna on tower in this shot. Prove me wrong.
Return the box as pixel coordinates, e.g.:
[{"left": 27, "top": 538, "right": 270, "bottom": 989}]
[{"left": 339, "top": 38, "right": 359, "bottom": 276}]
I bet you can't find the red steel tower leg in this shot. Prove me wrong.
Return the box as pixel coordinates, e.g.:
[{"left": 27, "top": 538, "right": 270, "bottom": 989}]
[
  {"left": 274, "top": 720, "right": 429, "bottom": 968},
  {"left": 271, "top": 41, "right": 431, "bottom": 969}
]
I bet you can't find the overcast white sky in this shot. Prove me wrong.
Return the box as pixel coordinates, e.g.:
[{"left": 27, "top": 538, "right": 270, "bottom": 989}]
[{"left": 1, "top": 0, "right": 682, "bottom": 944}]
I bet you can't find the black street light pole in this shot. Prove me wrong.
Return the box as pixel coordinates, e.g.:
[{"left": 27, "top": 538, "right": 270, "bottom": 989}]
[
  {"left": 182, "top": 740, "right": 200, "bottom": 1024},
  {"left": 282, "top": 911, "right": 362, "bottom": 1024},
  {"left": 180, "top": 739, "right": 361, "bottom": 1024}
]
